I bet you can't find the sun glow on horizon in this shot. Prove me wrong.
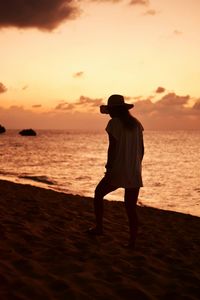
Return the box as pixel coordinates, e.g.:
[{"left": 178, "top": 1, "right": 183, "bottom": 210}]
[{"left": 0, "top": 0, "right": 200, "bottom": 129}]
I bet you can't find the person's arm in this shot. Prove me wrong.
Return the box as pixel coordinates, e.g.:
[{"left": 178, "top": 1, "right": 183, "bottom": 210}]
[
  {"left": 138, "top": 122, "right": 144, "bottom": 160},
  {"left": 141, "top": 133, "right": 144, "bottom": 160},
  {"left": 105, "top": 133, "right": 116, "bottom": 171}
]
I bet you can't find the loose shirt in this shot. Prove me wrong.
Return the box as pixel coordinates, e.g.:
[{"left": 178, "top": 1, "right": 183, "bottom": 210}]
[{"left": 106, "top": 117, "right": 144, "bottom": 188}]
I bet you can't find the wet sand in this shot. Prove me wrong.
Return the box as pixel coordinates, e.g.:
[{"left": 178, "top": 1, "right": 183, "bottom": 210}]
[{"left": 0, "top": 179, "right": 200, "bottom": 299}]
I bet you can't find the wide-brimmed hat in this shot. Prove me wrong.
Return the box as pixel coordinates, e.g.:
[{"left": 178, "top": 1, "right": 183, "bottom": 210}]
[{"left": 100, "top": 94, "right": 134, "bottom": 114}]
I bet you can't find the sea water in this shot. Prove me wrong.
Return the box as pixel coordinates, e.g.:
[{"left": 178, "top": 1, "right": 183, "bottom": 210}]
[{"left": 0, "top": 130, "right": 199, "bottom": 216}]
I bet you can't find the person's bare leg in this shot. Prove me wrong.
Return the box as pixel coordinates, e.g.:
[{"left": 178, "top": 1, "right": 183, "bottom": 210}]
[
  {"left": 93, "top": 192, "right": 103, "bottom": 233},
  {"left": 124, "top": 188, "right": 140, "bottom": 247},
  {"left": 90, "top": 177, "right": 116, "bottom": 234}
]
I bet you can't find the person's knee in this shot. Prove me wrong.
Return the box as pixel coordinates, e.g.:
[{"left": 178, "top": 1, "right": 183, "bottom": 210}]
[{"left": 125, "top": 188, "right": 139, "bottom": 202}]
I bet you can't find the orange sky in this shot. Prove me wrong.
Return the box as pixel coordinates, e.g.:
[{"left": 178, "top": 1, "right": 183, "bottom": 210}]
[{"left": 0, "top": 0, "right": 200, "bottom": 130}]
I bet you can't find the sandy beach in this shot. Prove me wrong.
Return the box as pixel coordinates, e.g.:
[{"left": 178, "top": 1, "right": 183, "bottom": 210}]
[{"left": 0, "top": 179, "right": 200, "bottom": 299}]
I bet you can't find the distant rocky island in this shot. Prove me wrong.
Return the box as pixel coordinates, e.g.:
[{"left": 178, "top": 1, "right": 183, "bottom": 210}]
[
  {"left": 0, "top": 125, "right": 6, "bottom": 134},
  {"left": 19, "top": 129, "right": 37, "bottom": 136}
]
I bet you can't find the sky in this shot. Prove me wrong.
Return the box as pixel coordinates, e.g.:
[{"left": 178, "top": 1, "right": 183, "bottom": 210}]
[{"left": 0, "top": 0, "right": 200, "bottom": 130}]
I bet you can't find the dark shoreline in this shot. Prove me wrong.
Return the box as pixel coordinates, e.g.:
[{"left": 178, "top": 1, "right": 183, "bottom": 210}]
[{"left": 0, "top": 179, "right": 200, "bottom": 299}]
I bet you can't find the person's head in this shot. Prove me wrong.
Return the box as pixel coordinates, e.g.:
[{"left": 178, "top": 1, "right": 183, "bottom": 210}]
[
  {"left": 100, "top": 94, "right": 133, "bottom": 117},
  {"left": 100, "top": 94, "right": 141, "bottom": 130},
  {"left": 107, "top": 105, "right": 129, "bottom": 118}
]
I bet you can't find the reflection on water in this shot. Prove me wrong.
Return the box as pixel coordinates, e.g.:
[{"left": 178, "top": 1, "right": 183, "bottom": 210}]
[{"left": 0, "top": 130, "right": 200, "bottom": 216}]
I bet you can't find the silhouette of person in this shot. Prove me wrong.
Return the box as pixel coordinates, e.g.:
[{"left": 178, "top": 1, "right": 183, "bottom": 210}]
[{"left": 88, "top": 94, "right": 144, "bottom": 248}]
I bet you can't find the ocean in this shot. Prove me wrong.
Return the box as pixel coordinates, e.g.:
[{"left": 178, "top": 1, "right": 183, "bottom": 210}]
[{"left": 0, "top": 130, "right": 200, "bottom": 216}]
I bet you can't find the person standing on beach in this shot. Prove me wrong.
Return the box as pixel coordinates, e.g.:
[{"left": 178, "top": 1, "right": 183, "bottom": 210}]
[{"left": 88, "top": 94, "right": 144, "bottom": 248}]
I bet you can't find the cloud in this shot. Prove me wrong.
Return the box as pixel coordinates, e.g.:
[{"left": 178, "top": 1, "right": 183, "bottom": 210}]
[
  {"left": 76, "top": 96, "right": 103, "bottom": 106},
  {"left": 133, "top": 98, "right": 154, "bottom": 113},
  {"left": 55, "top": 102, "right": 75, "bottom": 110},
  {"left": 0, "top": 1, "right": 154, "bottom": 31},
  {"left": 0, "top": 82, "right": 7, "bottom": 94},
  {"left": 0, "top": 0, "right": 79, "bottom": 31},
  {"left": 22, "top": 85, "right": 29, "bottom": 91},
  {"left": 173, "top": 30, "right": 182, "bottom": 36},
  {"left": 0, "top": 105, "right": 105, "bottom": 130},
  {"left": 155, "top": 86, "right": 166, "bottom": 94},
  {"left": 133, "top": 92, "right": 200, "bottom": 129},
  {"left": 135, "top": 93, "right": 190, "bottom": 117},
  {"left": 130, "top": 0, "right": 149, "bottom": 5},
  {"left": 130, "top": 1, "right": 157, "bottom": 18},
  {"left": 156, "top": 93, "right": 189, "bottom": 107},
  {"left": 1, "top": 92, "right": 200, "bottom": 130},
  {"left": 143, "top": 9, "right": 157, "bottom": 16},
  {"left": 9, "top": 105, "right": 24, "bottom": 111},
  {"left": 55, "top": 93, "right": 199, "bottom": 120},
  {"left": 53, "top": 93, "right": 200, "bottom": 129},
  {"left": 73, "top": 71, "right": 84, "bottom": 78},
  {"left": 55, "top": 96, "right": 104, "bottom": 111},
  {"left": 32, "top": 104, "right": 42, "bottom": 108},
  {"left": 192, "top": 99, "right": 200, "bottom": 110}
]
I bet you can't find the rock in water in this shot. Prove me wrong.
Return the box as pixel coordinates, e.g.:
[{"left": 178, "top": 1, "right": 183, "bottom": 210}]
[
  {"left": 19, "top": 129, "right": 37, "bottom": 136},
  {"left": 0, "top": 125, "right": 6, "bottom": 134}
]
